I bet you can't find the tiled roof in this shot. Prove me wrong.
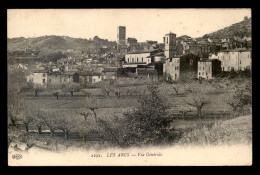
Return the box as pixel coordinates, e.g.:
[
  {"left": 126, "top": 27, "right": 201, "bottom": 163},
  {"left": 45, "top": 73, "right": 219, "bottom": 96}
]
[
  {"left": 33, "top": 70, "right": 48, "bottom": 73},
  {"left": 123, "top": 62, "right": 147, "bottom": 65},
  {"left": 102, "top": 67, "right": 118, "bottom": 72},
  {"left": 127, "top": 49, "right": 157, "bottom": 54}
]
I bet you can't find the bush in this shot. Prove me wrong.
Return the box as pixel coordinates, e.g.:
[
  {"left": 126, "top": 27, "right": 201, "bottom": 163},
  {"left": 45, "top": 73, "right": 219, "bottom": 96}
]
[{"left": 117, "top": 85, "right": 174, "bottom": 147}]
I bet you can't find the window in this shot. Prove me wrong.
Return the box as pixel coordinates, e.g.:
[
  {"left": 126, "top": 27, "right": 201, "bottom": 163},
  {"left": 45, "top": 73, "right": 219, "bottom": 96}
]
[
  {"left": 203, "top": 67, "right": 204, "bottom": 70},
  {"left": 43, "top": 79, "right": 46, "bottom": 83},
  {"left": 240, "top": 60, "right": 242, "bottom": 64},
  {"left": 167, "top": 37, "right": 168, "bottom": 44},
  {"left": 142, "top": 57, "right": 143, "bottom": 62},
  {"left": 199, "top": 72, "right": 201, "bottom": 75},
  {"left": 132, "top": 58, "right": 134, "bottom": 62},
  {"left": 190, "top": 59, "right": 193, "bottom": 65},
  {"left": 175, "top": 73, "right": 177, "bottom": 78},
  {"left": 206, "top": 73, "right": 207, "bottom": 75},
  {"left": 137, "top": 57, "right": 138, "bottom": 62},
  {"left": 128, "top": 58, "right": 129, "bottom": 62},
  {"left": 43, "top": 74, "right": 46, "bottom": 77},
  {"left": 93, "top": 79, "right": 95, "bottom": 82}
]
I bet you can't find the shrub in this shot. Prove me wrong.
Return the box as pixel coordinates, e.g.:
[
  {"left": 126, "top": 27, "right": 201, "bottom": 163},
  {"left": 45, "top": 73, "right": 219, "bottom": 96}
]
[{"left": 118, "top": 85, "right": 174, "bottom": 147}]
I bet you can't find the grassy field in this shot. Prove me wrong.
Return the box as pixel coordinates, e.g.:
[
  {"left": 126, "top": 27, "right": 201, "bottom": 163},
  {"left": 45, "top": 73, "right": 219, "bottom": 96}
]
[
  {"left": 10, "top": 77, "right": 251, "bottom": 151},
  {"left": 174, "top": 115, "right": 252, "bottom": 146}
]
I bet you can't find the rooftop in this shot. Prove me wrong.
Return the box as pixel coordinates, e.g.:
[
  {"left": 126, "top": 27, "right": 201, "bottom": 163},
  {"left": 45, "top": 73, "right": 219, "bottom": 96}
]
[
  {"left": 127, "top": 49, "right": 158, "bottom": 54},
  {"left": 123, "top": 62, "right": 147, "bottom": 65},
  {"left": 198, "top": 59, "right": 220, "bottom": 62},
  {"left": 102, "top": 67, "right": 118, "bottom": 72},
  {"left": 33, "top": 70, "right": 48, "bottom": 73},
  {"left": 165, "top": 31, "right": 176, "bottom": 36}
]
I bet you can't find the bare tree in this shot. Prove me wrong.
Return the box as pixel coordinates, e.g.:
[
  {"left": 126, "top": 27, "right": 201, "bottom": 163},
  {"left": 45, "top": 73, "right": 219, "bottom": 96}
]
[
  {"left": 75, "top": 117, "right": 96, "bottom": 143},
  {"left": 186, "top": 90, "right": 209, "bottom": 118},
  {"left": 19, "top": 110, "right": 34, "bottom": 132},
  {"left": 172, "top": 84, "right": 186, "bottom": 95},
  {"left": 34, "top": 84, "right": 45, "bottom": 97},
  {"left": 40, "top": 110, "right": 59, "bottom": 137},
  {"left": 89, "top": 107, "right": 98, "bottom": 124},
  {"left": 64, "top": 83, "right": 81, "bottom": 96},
  {"left": 79, "top": 112, "right": 91, "bottom": 121},
  {"left": 8, "top": 87, "right": 25, "bottom": 126},
  {"left": 32, "top": 110, "right": 45, "bottom": 134},
  {"left": 179, "top": 109, "right": 192, "bottom": 120},
  {"left": 56, "top": 112, "right": 76, "bottom": 140},
  {"left": 99, "top": 80, "right": 113, "bottom": 98},
  {"left": 97, "top": 118, "right": 121, "bottom": 146}
]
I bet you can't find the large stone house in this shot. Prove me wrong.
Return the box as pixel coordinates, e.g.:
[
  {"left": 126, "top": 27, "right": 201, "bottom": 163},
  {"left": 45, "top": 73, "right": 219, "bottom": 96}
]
[
  {"left": 209, "top": 50, "right": 251, "bottom": 71},
  {"left": 123, "top": 50, "right": 158, "bottom": 68},
  {"left": 197, "top": 59, "right": 221, "bottom": 80}
]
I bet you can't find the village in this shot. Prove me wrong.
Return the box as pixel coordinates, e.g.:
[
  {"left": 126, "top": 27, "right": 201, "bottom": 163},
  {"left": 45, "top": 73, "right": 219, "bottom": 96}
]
[
  {"left": 8, "top": 13, "right": 252, "bottom": 154},
  {"left": 8, "top": 16, "right": 251, "bottom": 89}
]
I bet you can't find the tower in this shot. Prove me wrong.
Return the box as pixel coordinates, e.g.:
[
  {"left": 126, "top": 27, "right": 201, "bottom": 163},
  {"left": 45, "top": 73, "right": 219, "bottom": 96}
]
[
  {"left": 117, "top": 26, "right": 127, "bottom": 54},
  {"left": 117, "top": 26, "right": 126, "bottom": 45},
  {"left": 164, "top": 32, "right": 177, "bottom": 59}
]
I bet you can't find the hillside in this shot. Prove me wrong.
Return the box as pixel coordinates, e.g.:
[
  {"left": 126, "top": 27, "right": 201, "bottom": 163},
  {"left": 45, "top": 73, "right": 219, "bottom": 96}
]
[
  {"left": 200, "top": 17, "right": 251, "bottom": 39},
  {"left": 7, "top": 35, "right": 117, "bottom": 54},
  {"left": 177, "top": 35, "right": 192, "bottom": 41}
]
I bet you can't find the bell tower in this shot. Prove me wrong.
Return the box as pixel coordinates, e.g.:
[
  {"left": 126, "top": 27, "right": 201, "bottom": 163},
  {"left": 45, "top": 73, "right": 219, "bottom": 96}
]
[{"left": 164, "top": 31, "right": 176, "bottom": 59}]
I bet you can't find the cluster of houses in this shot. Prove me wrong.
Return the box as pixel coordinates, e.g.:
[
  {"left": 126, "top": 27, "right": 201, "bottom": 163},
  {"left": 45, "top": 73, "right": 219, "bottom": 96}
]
[
  {"left": 163, "top": 32, "right": 251, "bottom": 81},
  {"left": 24, "top": 25, "right": 251, "bottom": 88}
]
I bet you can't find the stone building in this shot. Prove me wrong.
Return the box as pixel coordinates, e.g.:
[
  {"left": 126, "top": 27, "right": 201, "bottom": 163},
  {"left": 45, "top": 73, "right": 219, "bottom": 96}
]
[
  {"left": 163, "top": 57, "right": 180, "bottom": 81},
  {"left": 163, "top": 32, "right": 177, "bottom": 58},
  {"left": 209, "top": 50, "right": 251, "bottom": 71},
  {"left": 101, "top": 67, "right": 118, "bottom": 80},
  {"left": 197, "top": 59, "right": 221, "bottom": 79},
  {"left": 163, "top": 31, "right": 180, "bottom": 81},
  {"left": 117, "top": 26, "right": 127, "bottom": 54},
  {"left": 123, "top": 50, "right": 158, "bottom": 68},
  {"left": 47, "top": 72, "right": 79, "bottom": 87},
  {"left": 26, "top": 70, "right": 48, "bottom": 88}
]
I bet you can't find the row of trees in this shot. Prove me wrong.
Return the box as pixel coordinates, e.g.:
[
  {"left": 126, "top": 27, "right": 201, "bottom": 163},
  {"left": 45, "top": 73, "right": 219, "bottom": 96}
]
[
  {"left": 27, "top": 82, "right": 81, "bottom": 99},
  {"left": 160, "top": 77, "right": 252, "bottom": 119}
]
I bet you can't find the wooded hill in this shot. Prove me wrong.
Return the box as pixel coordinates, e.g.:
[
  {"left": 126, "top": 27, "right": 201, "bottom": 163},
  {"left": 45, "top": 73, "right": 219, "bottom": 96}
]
[
  {"left": 7, "top": 35, "right": 117, "bottom": 55},
  {"left": 200, "top": 17, "right": 251, "bottom": 39}
]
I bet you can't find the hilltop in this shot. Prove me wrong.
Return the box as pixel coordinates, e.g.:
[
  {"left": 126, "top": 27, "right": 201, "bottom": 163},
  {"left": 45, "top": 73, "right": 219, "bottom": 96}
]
[
  {"left": 200, "top": 17, "right": 251, "bottom": 39},
  {"left": 7, "top": 35, "right": 117, "bottom": 55}
]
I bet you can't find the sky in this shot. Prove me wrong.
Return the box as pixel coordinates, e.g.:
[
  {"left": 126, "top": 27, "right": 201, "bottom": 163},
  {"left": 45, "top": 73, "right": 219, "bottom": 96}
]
[{"left": 8, "top": 9, "right": 251, "bottom": 43}]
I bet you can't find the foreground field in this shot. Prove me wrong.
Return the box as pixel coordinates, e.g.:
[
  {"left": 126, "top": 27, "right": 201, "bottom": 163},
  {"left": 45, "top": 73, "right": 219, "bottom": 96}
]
[
  {"left": 174, "top": 115, "right": 252, "bottom": 146},
  {"left": 8, "top": 115, "right": 252, "bottom": 166},
  {"left": 8, "top": 77, "right": 252, "bottom": 153}
]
